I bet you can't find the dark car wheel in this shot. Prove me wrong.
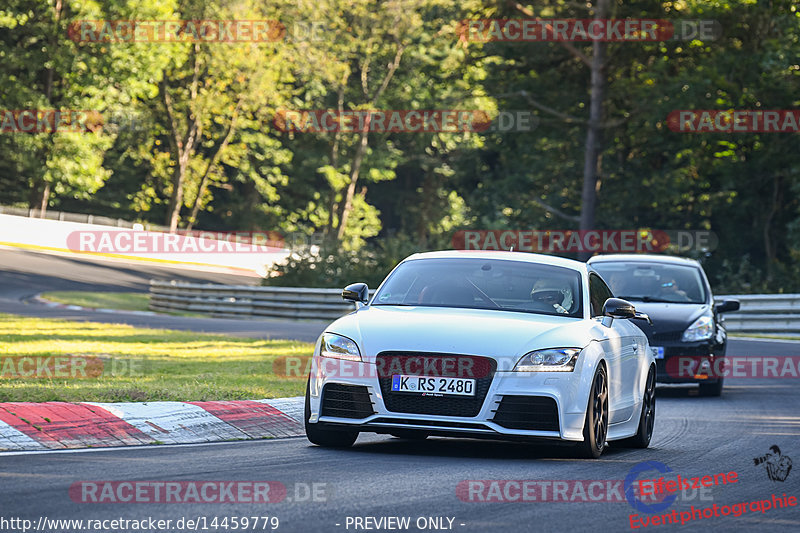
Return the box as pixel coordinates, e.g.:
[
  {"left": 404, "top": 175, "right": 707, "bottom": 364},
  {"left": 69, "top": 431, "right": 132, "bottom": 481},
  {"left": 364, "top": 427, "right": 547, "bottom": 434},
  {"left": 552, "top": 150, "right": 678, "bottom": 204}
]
[
  {"left": 575, "top": 364, "right": 609, "bottom": 459},
  {"left": 304, "top": 378, "right": 358, "bottom": 448},
  {"left": 699, "top": 378, "right": 723, "bottom": 397},
  {"left": 618, "top": 366, "right": 655, "bottom": 448}
]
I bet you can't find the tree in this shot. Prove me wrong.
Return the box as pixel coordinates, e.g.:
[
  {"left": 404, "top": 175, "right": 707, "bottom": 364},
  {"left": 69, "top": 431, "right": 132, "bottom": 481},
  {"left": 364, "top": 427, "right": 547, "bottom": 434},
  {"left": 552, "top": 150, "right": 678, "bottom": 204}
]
[{"left": 0, "top": 0, "right": 177, "bottom": 213}]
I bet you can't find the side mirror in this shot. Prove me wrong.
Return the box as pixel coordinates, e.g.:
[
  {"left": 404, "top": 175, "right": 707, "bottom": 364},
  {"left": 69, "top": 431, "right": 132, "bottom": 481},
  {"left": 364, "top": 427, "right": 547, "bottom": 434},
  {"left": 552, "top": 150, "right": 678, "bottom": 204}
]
[
  {"left": 342, "top": 282, "right": 369, "bottom": 304},
  {"left": 603, "top": 297, "right": 636, "bottom": 319},
  {"left": 714, "top": 299, "right": 740, "bottom": 314}
]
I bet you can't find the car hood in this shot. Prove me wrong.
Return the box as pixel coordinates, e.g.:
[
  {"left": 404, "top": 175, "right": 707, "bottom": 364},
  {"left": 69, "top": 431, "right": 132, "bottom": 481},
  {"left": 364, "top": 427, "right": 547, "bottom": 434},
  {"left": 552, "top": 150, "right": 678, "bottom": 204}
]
[
  {"left": 324, "top": 305, "right": 596, "bottom": 363},
  {"left": 629, "top": 301, "right": 710, "bottom": 335}
]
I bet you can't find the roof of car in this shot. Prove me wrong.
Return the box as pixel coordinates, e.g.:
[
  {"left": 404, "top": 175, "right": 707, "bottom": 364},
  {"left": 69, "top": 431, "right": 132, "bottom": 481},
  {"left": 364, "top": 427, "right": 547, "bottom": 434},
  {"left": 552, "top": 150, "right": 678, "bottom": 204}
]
[
  {"left": 587, "top": 254, "right": 702, "bottom": 267},
  {"left": 404, "top": 250, "right": 586, "bottom": 271}
]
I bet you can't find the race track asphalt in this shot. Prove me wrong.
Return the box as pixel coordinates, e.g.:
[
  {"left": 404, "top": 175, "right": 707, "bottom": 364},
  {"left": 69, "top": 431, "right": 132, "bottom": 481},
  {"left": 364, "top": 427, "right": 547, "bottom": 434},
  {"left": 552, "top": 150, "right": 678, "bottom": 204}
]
[
  {"left": 0, "top": 247, "right": 326, "bottom": 342},
  {"left": 1, "top": 247, "right": 799, "bottom": 532}
]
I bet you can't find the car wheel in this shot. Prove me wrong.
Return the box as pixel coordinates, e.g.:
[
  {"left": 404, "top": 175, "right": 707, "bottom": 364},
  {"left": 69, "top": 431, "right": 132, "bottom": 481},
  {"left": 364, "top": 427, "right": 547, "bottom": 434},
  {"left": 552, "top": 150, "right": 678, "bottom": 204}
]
[
  {"left": 699, "top": 378, "right": 723, "bottom": 397},
  {"left": 390, "top": 431, "right": 428, "bottom": 440},
  {"left": 618, "top": 366, "right": 655, "bottom": 448},
  {"left": 575, "top": 364, "right": 609, "bottom": 459},
  {"left": 304, "top": 378, "right": 358, "bottom": 448}
]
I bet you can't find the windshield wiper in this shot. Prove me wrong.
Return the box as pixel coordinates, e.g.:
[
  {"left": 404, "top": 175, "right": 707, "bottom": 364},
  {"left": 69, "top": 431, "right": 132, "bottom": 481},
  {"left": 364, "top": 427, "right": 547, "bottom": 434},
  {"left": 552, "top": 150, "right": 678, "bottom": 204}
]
[{"left": 617, "top": 295, "right": 684, "bottom": 303}]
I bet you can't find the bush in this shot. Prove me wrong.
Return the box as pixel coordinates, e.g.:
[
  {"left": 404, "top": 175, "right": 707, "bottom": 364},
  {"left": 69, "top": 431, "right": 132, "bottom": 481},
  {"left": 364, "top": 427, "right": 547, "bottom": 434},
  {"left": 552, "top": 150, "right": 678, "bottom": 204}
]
[{"left": 264, "top": 234, "right": 437, "bottom": 288}]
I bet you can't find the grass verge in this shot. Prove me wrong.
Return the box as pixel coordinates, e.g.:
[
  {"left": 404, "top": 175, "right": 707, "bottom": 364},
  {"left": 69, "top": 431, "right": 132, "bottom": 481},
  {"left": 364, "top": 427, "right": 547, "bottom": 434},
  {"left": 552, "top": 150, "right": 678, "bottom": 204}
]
[
  {"left": 41, "top": 291, "right": 150, "bottom": 312},
  {"left": 730, "top": 333, "right": 800, "bottom": 341},
  {"left": 0, "top": 314, "right": 310, "bottom": 402}
]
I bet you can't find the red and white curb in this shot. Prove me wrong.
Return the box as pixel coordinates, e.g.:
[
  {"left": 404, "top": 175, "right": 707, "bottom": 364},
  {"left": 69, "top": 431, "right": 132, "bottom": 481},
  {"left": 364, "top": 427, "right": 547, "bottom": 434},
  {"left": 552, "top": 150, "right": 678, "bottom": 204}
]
[{"left": 0, "top": 397, "right": 304, "bottom": 452}]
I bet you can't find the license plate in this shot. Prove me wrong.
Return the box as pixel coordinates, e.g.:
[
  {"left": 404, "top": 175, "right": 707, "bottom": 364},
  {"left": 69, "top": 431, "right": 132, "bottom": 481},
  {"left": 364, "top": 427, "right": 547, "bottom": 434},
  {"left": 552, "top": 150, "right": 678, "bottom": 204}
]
[
  {"left": 391, "top": 375, "right": 476, "bottom": 396},
  {"left": 651, "top": 346, "right": 665, "bottom": 359}
]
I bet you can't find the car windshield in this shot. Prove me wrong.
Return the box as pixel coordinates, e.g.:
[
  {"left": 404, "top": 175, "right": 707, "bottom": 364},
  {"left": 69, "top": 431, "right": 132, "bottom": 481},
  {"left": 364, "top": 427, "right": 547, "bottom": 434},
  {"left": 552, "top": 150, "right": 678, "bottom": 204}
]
[
  {"left": 372, "top": 258, "right": 583, "bottom": 318},
  {"left": 592, "top": 262, "right": 707, "bottom": 304}
]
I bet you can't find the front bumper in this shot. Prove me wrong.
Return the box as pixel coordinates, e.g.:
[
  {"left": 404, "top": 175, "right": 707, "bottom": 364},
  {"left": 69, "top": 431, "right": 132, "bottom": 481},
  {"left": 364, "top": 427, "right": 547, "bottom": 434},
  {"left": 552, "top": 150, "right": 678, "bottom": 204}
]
[
  {"left": 307, "top": 357, "right": 590, "bottom": 442},
  {"left": 653, "top": 340, "right": 725, "bottom": 384}
]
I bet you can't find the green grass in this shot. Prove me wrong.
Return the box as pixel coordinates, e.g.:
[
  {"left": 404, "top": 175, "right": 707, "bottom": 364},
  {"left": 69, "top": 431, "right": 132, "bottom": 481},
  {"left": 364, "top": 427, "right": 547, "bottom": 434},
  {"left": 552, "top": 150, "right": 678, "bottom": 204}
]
[
  {"left": 42, "top": 291, "right": 150, "bottom": 312},
  {"left": 0, "top": 314, "right": 311, "bottom": 402},
  {"left": 730, "top": 333, "right": 800, "bottom": 341}
]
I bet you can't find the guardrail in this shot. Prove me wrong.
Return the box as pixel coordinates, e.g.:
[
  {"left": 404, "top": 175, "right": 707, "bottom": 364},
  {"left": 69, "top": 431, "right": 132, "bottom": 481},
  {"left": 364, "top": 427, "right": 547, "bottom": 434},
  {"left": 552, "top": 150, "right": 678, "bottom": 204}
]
[
  {"left": 149, "top": 281, "right": 800, "bottom": 332},
  {"left": 0, "top": 205, "right": 166, "bottom": 230},
  {"left": 149, "top": 280, "right": 365, "bottom": 320},
  {"left": 718, "top": 294, "right": 800, "bottom": 334}
]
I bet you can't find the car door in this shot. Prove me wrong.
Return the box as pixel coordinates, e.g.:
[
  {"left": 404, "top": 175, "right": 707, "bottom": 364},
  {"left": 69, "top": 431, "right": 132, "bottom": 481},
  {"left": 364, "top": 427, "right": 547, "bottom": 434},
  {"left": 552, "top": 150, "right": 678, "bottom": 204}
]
[{"left": 589, "top": 273, "right": 638, "bottom": 423}]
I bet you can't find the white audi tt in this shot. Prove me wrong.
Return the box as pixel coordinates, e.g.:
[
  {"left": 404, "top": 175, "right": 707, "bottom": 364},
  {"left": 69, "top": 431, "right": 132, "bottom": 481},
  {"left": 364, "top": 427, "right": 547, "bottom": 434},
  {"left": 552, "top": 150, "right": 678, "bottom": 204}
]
[{"left": 304, "top": 251, "right": 656, "bottom": 458}]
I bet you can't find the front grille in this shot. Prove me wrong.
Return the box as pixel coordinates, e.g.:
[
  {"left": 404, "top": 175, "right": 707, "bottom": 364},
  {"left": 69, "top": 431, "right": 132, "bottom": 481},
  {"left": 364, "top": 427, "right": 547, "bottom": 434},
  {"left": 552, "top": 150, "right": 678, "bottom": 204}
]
[
  {"left": 370, "top": 418, "right": 492, "bottom": 431},
  {"left": 320, "top": 383, "right": 375, "bottom": 419},
  {"left": 376, "top": 352, "right": 496, "bottom": 417},
  {"left": 491, "top": 395, "right": 560, "bottom": 431},
  {"left": 652, "top": 331, "right": 684, "bottom": 343}
]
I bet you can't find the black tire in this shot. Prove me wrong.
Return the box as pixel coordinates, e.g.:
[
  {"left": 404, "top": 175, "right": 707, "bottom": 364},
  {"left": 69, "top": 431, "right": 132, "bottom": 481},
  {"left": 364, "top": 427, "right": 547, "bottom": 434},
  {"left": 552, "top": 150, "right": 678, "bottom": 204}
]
[
  {"left": 575, "top": 364, "right": 609, "bottom": 459},
  {"left": 390, "top": 431, "right": 428, "bottom": 440},
  {"left": 699, "top": 378, "right": 723, "bottom": 397},
  {"left": 618, "top": 366, "right": 656, "bottom": 448},
  {"left": 304, "top": 378, "right": 358, "bottom": 448}
]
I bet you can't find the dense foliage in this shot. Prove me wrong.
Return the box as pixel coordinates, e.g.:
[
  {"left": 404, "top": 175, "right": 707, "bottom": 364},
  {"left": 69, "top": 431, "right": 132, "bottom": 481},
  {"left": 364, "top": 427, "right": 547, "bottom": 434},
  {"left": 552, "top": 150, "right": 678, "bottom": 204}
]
[{"left": 1, "top": 1, "right": 798, "bottom": 291}]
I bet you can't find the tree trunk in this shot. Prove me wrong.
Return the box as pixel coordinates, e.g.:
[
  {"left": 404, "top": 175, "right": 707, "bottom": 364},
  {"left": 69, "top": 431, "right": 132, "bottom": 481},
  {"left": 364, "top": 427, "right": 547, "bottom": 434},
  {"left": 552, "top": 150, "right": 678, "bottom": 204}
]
[
  {"left": 166, "top": 164, "right": 187, "bottom": 232},
  {"left": 331, "top": 45, "right": 404, "bottom": 243},
  {"left": 186, "top": 99, "right": 242, "bottom": 231},
  {"left": 578, "top": 0, "right": 609, "bottom": 260},
  {"left": 161, "top": 45, "right": 201, "bottom": 232},
  {"left": 39, "top": 182, "right": 51, "bottom": 217},
  {"left": 763, "top": 174, "right": 781, "bottom": 281},
  {"left": 335, "top": 131, "right": 370, "bottom": 241},
  {"left": 30, "top": 0, "right": 62, "bottom": 217}
]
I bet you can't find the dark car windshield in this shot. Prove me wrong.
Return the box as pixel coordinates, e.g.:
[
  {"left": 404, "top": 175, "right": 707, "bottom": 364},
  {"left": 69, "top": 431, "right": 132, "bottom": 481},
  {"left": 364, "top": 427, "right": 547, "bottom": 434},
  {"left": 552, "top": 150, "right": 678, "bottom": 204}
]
[
  {"left": 372, "top": 258, "right": 583, "bottom": 318},
  {"left": 591, "top": 262, "right": 707, "bottom": 304}
]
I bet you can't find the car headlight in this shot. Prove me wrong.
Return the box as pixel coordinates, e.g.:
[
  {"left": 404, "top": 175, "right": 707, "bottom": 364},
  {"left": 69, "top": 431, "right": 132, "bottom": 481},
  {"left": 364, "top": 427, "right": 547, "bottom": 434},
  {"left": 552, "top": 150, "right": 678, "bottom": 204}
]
[
  {"left": 514, "top": 348, "right": 581, "bottom": 372},
  {"left": 682, "top": 315, "right": 714, "bottom": 342},
  {"left": 320, "top": 333, "right": 362, "bottom": 361}
]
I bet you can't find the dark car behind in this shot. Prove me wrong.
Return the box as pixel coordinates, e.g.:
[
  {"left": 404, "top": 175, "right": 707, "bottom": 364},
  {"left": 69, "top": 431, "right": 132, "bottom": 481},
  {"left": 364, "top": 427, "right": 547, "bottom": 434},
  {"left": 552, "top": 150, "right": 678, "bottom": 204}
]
[{"left": 588, "top": 254, "right": 739, "bottom": 396}]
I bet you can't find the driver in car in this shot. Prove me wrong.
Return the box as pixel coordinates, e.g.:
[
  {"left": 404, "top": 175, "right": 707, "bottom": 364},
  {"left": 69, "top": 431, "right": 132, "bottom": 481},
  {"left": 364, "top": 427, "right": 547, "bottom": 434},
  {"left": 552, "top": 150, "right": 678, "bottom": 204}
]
[
  {"left": 658, "top": 278, "right": 690, "bottom": 302},
  {"left": 530, "top": 280, "right": 570, "bottom": 314}
]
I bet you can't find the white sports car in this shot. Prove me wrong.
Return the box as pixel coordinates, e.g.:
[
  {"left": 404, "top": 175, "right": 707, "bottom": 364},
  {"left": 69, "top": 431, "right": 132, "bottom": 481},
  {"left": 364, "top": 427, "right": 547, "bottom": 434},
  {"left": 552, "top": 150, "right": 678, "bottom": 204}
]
[{"left": 304, "top": 251, "right": 656, "bottom": 458}]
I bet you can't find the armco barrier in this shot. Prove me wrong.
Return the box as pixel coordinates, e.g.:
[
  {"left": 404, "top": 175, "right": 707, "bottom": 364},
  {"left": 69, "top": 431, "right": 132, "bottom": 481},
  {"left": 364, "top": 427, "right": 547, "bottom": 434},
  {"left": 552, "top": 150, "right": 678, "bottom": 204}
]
[
  {"left": 149, "top": 281, "right": 800, "bottom": 332},
  {"left": 718, "top": 294, "right": 800, "bottom": 334},
  {"left": 148, "top": 280, "right": 367, "bottom": 320}
]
